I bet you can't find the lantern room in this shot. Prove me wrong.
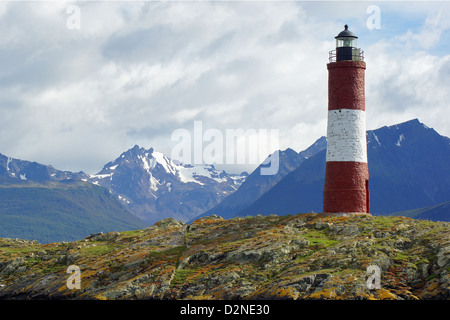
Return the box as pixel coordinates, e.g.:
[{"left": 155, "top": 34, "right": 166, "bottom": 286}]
[{"left": 329, "top": 25, "right": 364, "bottom": 62}]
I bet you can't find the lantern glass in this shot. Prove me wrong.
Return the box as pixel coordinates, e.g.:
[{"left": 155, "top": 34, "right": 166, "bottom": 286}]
[{"left": 336, "top": 38, "right": 357, "bottom": 48}]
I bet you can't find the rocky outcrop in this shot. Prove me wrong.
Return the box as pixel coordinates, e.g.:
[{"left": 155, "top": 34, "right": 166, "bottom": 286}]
[{"left": 0, "top": 213, "right": 448, "bottom": 300}]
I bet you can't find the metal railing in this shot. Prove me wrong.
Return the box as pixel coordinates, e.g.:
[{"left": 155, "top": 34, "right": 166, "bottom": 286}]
[{"left": 329, "top": 49, "right": 364, "bottom": 63}]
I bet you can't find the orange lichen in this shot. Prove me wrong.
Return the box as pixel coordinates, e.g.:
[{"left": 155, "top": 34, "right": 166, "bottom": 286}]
[
  {"left": 375, "top": 289, "right": 398, "bottom": 300},
  {"left": 248, "top": 285, "right": 299, "bottom": 300},
  {"left": 424, "top": 280, "right": 440, "bottom": 292},
  {"left": 308, "top": 288, "right": 338, "bottom": 300}
]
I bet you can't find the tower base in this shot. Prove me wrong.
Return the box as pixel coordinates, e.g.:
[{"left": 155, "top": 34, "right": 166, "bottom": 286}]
[{"left": 323, "top": 161, "right": 369, "bottom": 214}]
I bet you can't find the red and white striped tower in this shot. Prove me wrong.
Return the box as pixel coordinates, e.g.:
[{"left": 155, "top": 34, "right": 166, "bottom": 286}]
[{"left": 323, "top": 25, "right": 370, "bottom": 214}]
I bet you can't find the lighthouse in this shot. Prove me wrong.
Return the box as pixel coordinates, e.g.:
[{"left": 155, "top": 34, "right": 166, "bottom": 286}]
[{"left": 323, "top": 25, "right": 370, "bottom": 214}]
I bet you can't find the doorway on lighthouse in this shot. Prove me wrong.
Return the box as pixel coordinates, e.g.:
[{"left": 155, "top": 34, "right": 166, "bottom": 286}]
[{"left": 365, "top": 179, "right": 370, "bottom": 213}]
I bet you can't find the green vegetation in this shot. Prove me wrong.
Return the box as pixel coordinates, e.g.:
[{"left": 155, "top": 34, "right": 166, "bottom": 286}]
[
  {"left": 79, "top": 243, "right": 117, "bottom": 256},
  {"left": 392, "top": 252, "right": 410, "bottom": 262},
  {"left": 303, "top": 229, "right": 339, "bottom": 248},
  {"left": 121, "top": 230, "right": 144, "bottom": 238},
  {"left": 0, "top": 182, "right": 146, "bottom": 243},
  {"left": 371, "top": 216, "right": 398, "bottom": 229},
  {"left": 41, "top": 263, "right": 67, "bottom": 274},
  {"left": 0, "top": 213, "right": 449, "bottom": 300},
  {"left": 171, "top": 268, "right": 198, "bottom": 287}
]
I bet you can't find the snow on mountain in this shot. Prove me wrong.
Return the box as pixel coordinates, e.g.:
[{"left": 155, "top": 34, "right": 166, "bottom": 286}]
[
  {"left": 396, "top": 134, "right": 405, "bottom": 146},
  {"left": 0, "top": 153, "right": 87, "bottom": 183},
  {"left": 90, "top": 146, "right": 234, "bottom": 187},
  {"left": 88, "top": 145, "right": 247, "bottom": 224},
  {"left": 0, "top": 145, "right": 247, "bottom": 225}
]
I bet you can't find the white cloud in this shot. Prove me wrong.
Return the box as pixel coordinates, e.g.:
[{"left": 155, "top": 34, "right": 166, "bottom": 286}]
[
  {"left": 0, "top": 1, "right": 448, "bottom": 174},
  {"left": 364, "top": 9, "right": 450, "bottom": 134}
]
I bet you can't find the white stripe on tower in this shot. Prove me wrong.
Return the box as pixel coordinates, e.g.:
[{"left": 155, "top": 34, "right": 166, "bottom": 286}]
[{"left": 326, "top": 109, "right": 367, "bottom": 163}]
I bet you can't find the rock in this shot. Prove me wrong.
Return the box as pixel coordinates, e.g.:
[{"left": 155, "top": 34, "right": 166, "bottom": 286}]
[
  {"left": 314, "top": 222, "right": 331, "bottom": 230},
  {"left": 55, "top": 254, "right": 79, "bottom": 265},
  {"left": 436, "top": 246, "right": 450, "bottom": 268},
  {"left": 180, "top": 251, "right": 226, "bottom": 268},
  {"left": 418, "top": 263, "right": 430, "bottom": 278},
  {"left": 229, "top": 280, "right": 256, "bottom": 299},
  {"left": 290, "top": 238, "right": 310, "bottom": 247},
  {"left": 86, "top": 232, "right": 103, "bottom": 239},
  {"left": 370, "top": 256, "right": 392, "bottom": 272},
  {"left": 277, "top": 273, "right": 331, "bottom": 295},
  {"left": 394, "top": 238, "right": 413, "bottom": 250},
  {"left": 0, "top": 213, "right": 449, "bottom": 300},
  {"left": 143, "top": 224, "right": 186, "bottom": 246},
  {"left": 313, "top": 273, "right": 330, "bottom": 286},
  {"left": 192, "top": 215, "right": 223, "bottom": 224},
  {"left": 200, "top": 271, "right": 240, "bottom": 288},
  {"left": 374, "top": 231, "right": 390, "bottom": 238},
  {"left": 123, "top": 259, "right": 145, "bottom": 270},
  {"left": 394, "top": 224, "right": 408, "bottom": 232},
  {"left": 94, "top": 232, "right": 120, "bottom": 242},
  {"left": 406, "top": 266, "right": 422, "bottom": 285},
  {"left": 226, "top": 249, "right": 266, "bottom": 264},
  {"left": 0, "top": 257, "right": 25, "bottom": 274},
  {"left": 338, "top": 225, "right": 362, "bottom": 236}
]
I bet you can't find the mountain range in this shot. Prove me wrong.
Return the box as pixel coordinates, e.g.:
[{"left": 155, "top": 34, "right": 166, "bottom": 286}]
[
  {"left": 0, "top": 118, "right": 448, "bottom": 243},
  {"left": 232, "top": 119, "right": 450, "bottom": 220},
  {"left": 0, "top": 153, "right": 86, "bottom": 183},
  {"left": 193, "top": 136, "right": 327, "bottom": 221},
  {"left": 0, "top": 145, "right": 247, "bottom": 242},
  {"left": 386, "top": 201, "right": 450, "bottom": 222},
  {"left": 88, "top": 145, "right": 247, "bottom": 224}
]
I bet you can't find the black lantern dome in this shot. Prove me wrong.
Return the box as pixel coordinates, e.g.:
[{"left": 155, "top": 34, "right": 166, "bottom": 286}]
[{"left": 336, "top": 24, "right": 357, "bottom": 39}]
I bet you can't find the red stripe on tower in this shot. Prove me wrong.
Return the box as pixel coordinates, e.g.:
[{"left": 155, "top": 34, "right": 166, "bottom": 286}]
[{"left": 323, "top": 25, "right": 370, "bottom": 214}]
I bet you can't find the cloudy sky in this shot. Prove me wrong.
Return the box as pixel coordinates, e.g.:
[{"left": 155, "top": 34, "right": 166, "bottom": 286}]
[{"left": 0, "top": 1, "right": 449, "bottom": 174}]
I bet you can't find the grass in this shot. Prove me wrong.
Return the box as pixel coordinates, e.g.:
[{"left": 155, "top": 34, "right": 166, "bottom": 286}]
[
  {"left": 148, "top": 245, "right": 187, "bottom": 268},
  {"left": 295, "top": 251, "right": 313, "bottom": 264},
  {"left": 149, "top": 245, "right": 187, "bottom": 257},
  {"left": 78, "top": 243, "right": 117, "bottom": 256},
  {"left": 420, "top": 224, "right": 449, "bottom": 241},
  {"left": 41, "top": 264, "right": 67, "bottom": 274},
  {"left": 0, "top": 246, "right": 37, "bottom": 255},
  {"left": 120, "top": 230, "right": 143, "bottom": 240},
  {"left": 371, "top": 216, "right": 398, "bottom": 229},
  {"left": 392, "top": 252, "right": 410, "bottom": 262},
  {"left": 171, "top": 268, "right": 198, "bottom": 287},
  {"left": 303, "top": 229, "right": 339, "bottom": 248}
]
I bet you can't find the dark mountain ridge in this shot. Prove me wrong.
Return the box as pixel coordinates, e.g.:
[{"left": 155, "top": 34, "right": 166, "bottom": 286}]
[
  {"left": 192, "top": 137, "right": 327, "bottom": 221},
  {"left": 232, "top": 119, "right": 450, "bottom": 221},
  {"left": 0, "top": 180, "right": 146, "bottom": 243}
]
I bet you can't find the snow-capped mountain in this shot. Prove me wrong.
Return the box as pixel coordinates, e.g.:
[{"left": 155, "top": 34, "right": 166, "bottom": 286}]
[
  {"left": 0, "top": 153, "right": 86, "bottom": 183},
  {"left": 88, "top": 145, "right": 247, "bottom": 224},
  {"left": 0, "top": 145, "right": 247, "bottom": 225}
]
